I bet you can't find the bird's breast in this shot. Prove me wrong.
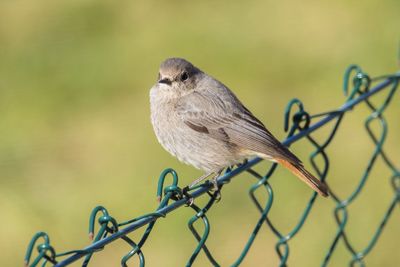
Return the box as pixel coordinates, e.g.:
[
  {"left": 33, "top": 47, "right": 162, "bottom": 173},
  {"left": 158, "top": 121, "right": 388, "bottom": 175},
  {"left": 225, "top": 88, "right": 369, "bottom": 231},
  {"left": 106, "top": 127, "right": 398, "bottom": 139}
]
[{"left": 150, "top": 93, "right": 246, "bottom": 172}]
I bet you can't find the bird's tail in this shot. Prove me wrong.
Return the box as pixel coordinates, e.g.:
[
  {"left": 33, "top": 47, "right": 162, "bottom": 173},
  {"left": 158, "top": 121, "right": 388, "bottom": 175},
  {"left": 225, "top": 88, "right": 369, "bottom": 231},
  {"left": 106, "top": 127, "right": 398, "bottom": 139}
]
[{"left": 275, "top": 158, "right": 329, "bottom": 197}]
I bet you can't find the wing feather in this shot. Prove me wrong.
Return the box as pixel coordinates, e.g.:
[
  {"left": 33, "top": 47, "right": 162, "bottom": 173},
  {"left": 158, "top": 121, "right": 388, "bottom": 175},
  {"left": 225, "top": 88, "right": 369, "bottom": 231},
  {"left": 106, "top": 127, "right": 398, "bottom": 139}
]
[{"left": 176, "top": 88, "right": 301, "bottom": 165}]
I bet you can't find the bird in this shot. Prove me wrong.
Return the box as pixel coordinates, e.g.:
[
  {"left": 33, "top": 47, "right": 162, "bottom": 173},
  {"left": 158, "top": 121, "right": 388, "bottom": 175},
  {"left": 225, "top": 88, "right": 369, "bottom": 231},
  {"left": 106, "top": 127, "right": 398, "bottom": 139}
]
[{"left": 149, "top": 58, "right": 328, "bottom": 197}]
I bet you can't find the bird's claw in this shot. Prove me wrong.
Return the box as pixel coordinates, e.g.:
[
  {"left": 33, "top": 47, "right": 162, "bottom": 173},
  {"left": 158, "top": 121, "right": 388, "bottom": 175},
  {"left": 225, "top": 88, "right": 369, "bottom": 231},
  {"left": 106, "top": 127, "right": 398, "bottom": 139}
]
[
  {"left": 182, "top": 186, "right": 194, "bottom": 206},
  {"left": 214, "top": 190, "right": 222, "bottom": 202},
  {"left": 186, "top": 197, "right": 194, "bottom": 206},
  {"left": 208, "top": 179, "right": 222, "bottom": 202},
  {"left": 207, "top": 188, "right": 222, "bottom": 202}
]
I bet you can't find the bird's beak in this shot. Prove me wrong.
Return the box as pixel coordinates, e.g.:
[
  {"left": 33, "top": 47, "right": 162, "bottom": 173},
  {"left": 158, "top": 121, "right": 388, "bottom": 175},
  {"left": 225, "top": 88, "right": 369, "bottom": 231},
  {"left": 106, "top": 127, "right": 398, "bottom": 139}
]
[{"left": 158, "top": 77, "right": 172, "bottom": 85}]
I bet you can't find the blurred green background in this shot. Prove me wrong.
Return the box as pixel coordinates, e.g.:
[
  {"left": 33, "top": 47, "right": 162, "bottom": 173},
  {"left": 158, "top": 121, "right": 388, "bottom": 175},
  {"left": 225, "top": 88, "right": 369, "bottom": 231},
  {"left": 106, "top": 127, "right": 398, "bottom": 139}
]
[{"left": 1, "top": 0, "right": 399, "bottom": 266}]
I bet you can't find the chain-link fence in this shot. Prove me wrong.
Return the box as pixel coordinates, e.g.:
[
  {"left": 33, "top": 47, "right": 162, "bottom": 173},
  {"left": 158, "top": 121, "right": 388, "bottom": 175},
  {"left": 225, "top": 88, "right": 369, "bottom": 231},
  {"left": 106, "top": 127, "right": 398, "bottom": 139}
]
[{"left": 24, "top": 64, "right": 400, "bottom": 267}]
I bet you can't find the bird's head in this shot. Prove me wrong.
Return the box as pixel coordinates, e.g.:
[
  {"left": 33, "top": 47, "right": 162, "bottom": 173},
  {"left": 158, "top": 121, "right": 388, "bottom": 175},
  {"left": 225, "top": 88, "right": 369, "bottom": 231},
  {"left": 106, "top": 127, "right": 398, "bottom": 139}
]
[{"left": 154, "top": 58, "right": 201, "bottom": 97}]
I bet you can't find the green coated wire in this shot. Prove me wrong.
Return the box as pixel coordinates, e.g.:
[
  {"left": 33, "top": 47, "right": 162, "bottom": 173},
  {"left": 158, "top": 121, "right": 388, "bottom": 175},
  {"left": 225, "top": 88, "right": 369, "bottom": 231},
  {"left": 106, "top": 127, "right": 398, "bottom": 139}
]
[{"left": 23, "top": 65, "right": 399, "bottom": 267}]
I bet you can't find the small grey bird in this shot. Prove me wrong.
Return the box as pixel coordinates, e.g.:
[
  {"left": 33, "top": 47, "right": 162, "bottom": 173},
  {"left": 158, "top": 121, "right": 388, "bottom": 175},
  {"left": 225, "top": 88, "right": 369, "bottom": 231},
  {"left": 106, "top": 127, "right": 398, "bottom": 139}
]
[{"left": 150, "top": 58, "right": 328, "bottom": 197}]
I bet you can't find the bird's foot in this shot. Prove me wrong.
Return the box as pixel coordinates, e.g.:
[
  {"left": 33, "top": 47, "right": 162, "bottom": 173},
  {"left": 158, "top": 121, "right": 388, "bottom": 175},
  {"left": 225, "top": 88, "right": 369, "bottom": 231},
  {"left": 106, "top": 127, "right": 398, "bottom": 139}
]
[
  {"left": 207, "top": 178, "right": 222, "bottom": 202},
  {"left": 182, "top": 186, "right": 194, "bottom": 206},
  {"left": 237, "top": 159, "right": 248, "bottom": 168}
]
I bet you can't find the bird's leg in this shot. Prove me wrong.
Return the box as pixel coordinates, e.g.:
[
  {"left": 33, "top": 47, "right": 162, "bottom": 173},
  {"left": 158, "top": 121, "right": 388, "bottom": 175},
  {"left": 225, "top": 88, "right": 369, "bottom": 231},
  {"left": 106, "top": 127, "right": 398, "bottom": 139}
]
[
  {"left": 188, "top": 172, "right": 214, "bottom": 189},
  {"left": 210, "top": 170, "right": 223, "bottom": 190},
  {"left": 209, "top": 169, "right": 223, "bottom": 202},
  {"left": 226, "top": 159, "right": 248, "bottom": 174},
  {"left": 239, "top": 158, "right": 248, "bottom": 167},
  {"left": 182, "top": 172, "right": 213, "bottom": 206},
  {"left": 183, "top": 170, "right": 224, "bottom": 205}
]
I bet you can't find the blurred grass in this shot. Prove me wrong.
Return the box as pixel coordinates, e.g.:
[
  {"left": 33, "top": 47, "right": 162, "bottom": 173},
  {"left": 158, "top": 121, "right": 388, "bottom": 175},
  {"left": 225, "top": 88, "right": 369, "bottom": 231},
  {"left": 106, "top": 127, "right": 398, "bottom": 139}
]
[{"left": 0, "top": 0, "right": 399, "bottom": 266}]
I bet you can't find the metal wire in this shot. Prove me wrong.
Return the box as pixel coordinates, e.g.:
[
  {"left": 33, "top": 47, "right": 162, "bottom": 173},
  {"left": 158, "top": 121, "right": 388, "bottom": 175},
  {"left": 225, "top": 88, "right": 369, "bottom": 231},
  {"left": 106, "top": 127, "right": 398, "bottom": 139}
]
[{"left": 24, "top": 65, "right": 400, "bottom": 267}]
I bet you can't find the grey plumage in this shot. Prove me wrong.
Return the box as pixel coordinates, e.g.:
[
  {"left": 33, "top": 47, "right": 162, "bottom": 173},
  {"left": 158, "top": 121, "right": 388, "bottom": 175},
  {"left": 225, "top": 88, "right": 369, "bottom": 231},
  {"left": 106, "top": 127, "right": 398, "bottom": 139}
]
[{"left": 150, "top": 58, "right": 328, "bottom": 197}]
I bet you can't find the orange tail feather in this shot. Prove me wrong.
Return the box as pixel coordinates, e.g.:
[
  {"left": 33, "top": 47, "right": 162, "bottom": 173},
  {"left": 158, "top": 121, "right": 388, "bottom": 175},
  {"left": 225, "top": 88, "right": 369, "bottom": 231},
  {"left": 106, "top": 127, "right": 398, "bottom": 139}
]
[{"left": 276, "top": 158, "right": 329, "bottom": 197}]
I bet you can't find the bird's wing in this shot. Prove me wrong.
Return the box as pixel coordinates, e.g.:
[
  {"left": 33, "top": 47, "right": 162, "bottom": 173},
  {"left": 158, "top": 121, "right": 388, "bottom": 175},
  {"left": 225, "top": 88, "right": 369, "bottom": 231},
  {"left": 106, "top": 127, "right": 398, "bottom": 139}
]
[{"left": 176, "top": 87, "right": 301, "bottom": 164}]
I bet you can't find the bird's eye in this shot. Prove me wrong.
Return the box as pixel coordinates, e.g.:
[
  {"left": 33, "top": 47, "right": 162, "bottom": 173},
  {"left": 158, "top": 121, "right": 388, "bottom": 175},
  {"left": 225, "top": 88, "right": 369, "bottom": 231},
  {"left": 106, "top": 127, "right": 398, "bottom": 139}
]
[{"left": 180, "top": 71, "right": 189, "bottom": 81}]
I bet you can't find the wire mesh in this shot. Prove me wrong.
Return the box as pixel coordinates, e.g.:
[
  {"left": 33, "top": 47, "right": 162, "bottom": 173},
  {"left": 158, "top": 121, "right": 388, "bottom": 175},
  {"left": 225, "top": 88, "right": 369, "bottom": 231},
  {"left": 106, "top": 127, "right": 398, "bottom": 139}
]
[{"left": 24, "top": 65, "right": 400, "bottom": 267}]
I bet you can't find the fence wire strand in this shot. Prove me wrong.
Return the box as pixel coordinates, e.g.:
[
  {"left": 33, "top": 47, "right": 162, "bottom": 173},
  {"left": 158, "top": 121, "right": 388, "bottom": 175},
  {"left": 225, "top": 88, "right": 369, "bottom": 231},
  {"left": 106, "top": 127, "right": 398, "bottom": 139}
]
[{"left": 24, "top": 65, "right": 400, "bottom": 267}]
